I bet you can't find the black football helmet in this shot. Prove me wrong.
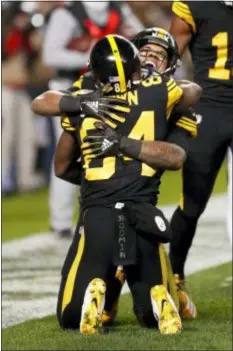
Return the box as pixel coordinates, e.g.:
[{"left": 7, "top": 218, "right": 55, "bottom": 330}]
[
  {"left": 132, "top": 27, "right": 181, "bottom": 75},
  {"left": 89, "top": 34, "right": 141, "bottom": 93}
]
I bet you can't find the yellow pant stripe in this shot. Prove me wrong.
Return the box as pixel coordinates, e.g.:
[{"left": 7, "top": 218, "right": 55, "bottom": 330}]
[
  {"left": 107, "top": 35, "right": 127, "bottom": 93},
  {"left": 61, "top": 231, "right": 85, "bottom": 314},
  {"left": 159, "top": 243, "right": 180, "bottom": 311},
  {"left": 159, "top": 243, "right": 168, "bottom": 287},
  {"left": 180, "top": 168, "right": 184, "bottom": 210}
]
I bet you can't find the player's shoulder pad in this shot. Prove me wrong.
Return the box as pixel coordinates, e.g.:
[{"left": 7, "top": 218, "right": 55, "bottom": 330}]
[
  {"left": 175, "top": 107, "right": 197, "bottom": 138},
  {"left": 172, "top": 1, "right": 199, "bottom": 33}
]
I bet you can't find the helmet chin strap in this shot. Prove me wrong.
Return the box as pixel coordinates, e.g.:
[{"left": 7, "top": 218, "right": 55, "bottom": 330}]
[{"left": 146, "top": 65, "right": 155, "bottom": 77}]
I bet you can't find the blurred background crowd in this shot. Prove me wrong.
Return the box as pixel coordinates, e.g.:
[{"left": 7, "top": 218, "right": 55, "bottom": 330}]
[{"left": 1, "top": 1, "right": 192, "bottom": 196}]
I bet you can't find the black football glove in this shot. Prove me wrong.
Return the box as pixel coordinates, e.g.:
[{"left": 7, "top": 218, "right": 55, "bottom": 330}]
[
  {"left": 80, "top": 90, "right": 130, "bottom": 128},
  {"left": 81, "top": 121, "right": 122, "bottom": 159}
]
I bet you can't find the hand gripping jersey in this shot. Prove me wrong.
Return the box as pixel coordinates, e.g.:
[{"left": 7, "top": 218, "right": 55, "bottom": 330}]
[{"left": 172, "top": 1, "right": 233, "bottom": 107}]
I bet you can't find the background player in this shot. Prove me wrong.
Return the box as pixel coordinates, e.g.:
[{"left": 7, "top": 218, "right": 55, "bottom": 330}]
[{"left": 168, "top": 0, "right": 233, "bottom": 319}]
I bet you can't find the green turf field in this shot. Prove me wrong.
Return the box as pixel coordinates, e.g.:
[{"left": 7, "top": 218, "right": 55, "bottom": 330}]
[
  {"left": 2, "top": 262, "right": 232, "bottom": 351},
  {"left": 2, "top": 163, "right": 227, "bottom": 242}
]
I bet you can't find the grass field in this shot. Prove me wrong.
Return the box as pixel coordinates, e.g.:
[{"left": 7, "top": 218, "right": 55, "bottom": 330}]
[
  {"left": 2, "top": 162, "right": 227, "bottom": 242},
  {"left": 2, "top": 262, "right": 232, "bottom": 351}
]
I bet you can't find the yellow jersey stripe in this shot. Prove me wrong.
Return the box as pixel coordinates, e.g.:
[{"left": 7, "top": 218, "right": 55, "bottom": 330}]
[
  {"left": 166, "top": 83, "right": 183, "bottom": 120},
  {"left": 176, "top": 2, "right": 191, "bottom": 14},
  {"left": 62, "top": 230, "right": 85, "bottom": 313},
  {"left": 178, "top": 118, "right": 197, "bottom": 128},
  {"left": 166, "top": 78, "right": 176, "bottom": 87},
  {"left": 178, "top": 124, "right": 197, "bottom": 133},
  {"left": 181, "top": 116, "right": 197, "bottom": 125},
  {"left": 168, "top": 82, "right": 177, "bottom": 92},
  {"left": 172, "top": 1, "right": 196, "bottom": 33},
  {"left": 176, "top": 121, "right": 197, "bottom": 137},
  {"left": 176, "top": 120, "right": 197, "bottom": 130},
  {"left": 107, "top": 35, "right": 127, "bottom": 92}
]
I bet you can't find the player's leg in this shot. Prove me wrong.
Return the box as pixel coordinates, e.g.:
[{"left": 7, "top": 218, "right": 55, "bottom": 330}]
[
  {"left": 49, "top": 116, "right": 77, "bottom": 237},
  {"left": 125, "top": 233, "right": 181, "bottom": 335},
  {"left": 102, "top": 265, "right": 125, "bottom": 325},
  {"left": 57, "top": 206, "right": 117, "bottom": 334},
  {"left": 227, "top": 140, "right": 232, "bottom": 245},
  {"left": 169, "top": 104, "right": 229, "bottom": 318}
]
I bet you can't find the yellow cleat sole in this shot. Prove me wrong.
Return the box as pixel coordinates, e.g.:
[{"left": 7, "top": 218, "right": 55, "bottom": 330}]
[
  {"left": 80, "top": 278, "right": 106, "bottom": 335},
  {"left": 151, "top": 285, "right": 182, "bottom": 335}
]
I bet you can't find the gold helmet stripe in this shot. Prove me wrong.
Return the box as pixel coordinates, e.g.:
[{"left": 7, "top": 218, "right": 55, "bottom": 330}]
[{"left": 107, "top": 35, "right": 127, "bottom": 92}]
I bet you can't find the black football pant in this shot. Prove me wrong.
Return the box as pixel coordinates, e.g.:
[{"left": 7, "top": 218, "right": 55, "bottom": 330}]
[
  {"left": 57, "top": 206, "right": 163, "bottom": 329},
  {"left": 169, "top": 103, "right": 233, "bottom": 278}
]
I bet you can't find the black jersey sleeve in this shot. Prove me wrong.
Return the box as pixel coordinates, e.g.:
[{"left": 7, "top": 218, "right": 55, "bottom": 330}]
[
  {"left": 166, "top": 108, "right": 197, "bottom": 154},
  {"left": 60, "top": 73, "right": 96, "bottom": 137},
  {"left": 168, "top": 107, "right": 198, "bottom": 138}
]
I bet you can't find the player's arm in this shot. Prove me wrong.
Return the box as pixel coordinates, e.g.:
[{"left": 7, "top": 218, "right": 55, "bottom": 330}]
[
  {"left": 133, "top": 139, "right": 186, "bottom": 170},
  {"left": 166, "top": 107, "right": 198, "bottom": 156},
  {"left": 83, "top": 122, "right": 186, "bottom": 171},
  {"left": 31, "top": 90, "right": 72, "bottom": 117},
  {"left": 175, "top": 81, "right": 202, "bottom": 112},
  {"left": 31, "top": 74, "right": 89, "bottom": 116},
  {"left": 54, "top": 131, "right": 81, "bottom": 185},
  {"left": 170, "top": 1, "right": 196, "bottom": 55},
  {"left": 170, "top": 15, "right": 192, "bottom": 56},
  {"left": 31, "top": 89, "right": 129, "bottom": 126},
  {"left": 166, "top": 77, "right": 202, "bottom": 117}
]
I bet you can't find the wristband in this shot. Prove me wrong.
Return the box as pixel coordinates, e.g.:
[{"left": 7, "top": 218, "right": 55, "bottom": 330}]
[
  {"left": 59, "top": 95, "right": 82, "bottom": 114},
  {"left": 120, "top": 136, "right": 142, "bottom": 159}
]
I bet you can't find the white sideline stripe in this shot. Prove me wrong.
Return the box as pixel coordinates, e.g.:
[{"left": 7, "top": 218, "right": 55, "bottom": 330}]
[{"left": 2, "top": 194, "right": 232, "bottom": 328}]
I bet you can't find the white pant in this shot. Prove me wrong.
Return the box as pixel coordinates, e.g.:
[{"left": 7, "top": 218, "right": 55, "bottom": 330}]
[
  {"left": 49, "top": 79, "right": 78, "bottom": 232},
  {"left": 2, "top": 86, "right": 36, "bottom": 190},
  {"left": 227, "top": 146, "right": 232, "bottom": 246}
]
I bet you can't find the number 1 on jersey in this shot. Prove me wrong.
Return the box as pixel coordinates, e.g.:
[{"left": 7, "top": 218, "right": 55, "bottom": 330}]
[{"left": 209, "top": 32, "right": 230, "bottom": 80}]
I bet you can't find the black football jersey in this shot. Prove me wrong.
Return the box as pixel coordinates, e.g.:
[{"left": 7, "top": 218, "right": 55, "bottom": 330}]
[
  {"left": 62, "top": 74, "right": 184, "bottom": 209},
  {"left": 172, "top": 1, "right": 233, "bottom": 107}
]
